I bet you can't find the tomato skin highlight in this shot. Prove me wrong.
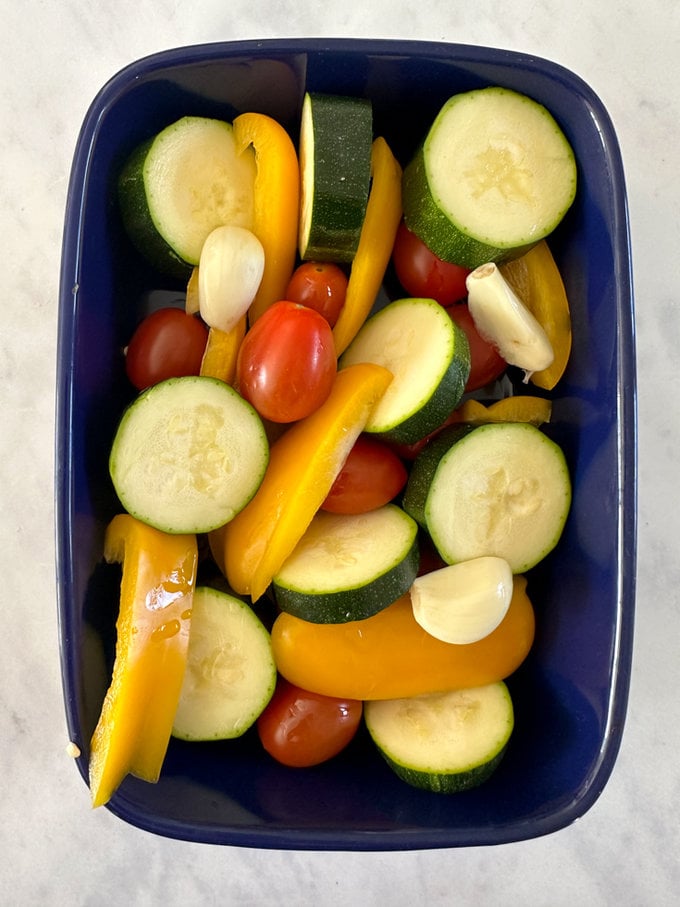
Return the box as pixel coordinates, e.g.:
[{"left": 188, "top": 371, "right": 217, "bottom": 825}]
[
  {"left": 125, "top": 307, "right": 209, "bottom": 391},
  {"left": 257, "top": 678, "right": 363, "bottom": 767},
  {"left": 445, "top": 302, "right": 507, "bottom": 392},
  {"left": 321, "top": 435, "right": 408, "bottom": 514},
  {"left": 392, "top": 221, "right": 470, "bottom": 305},
  {"left": 285, "top": 261, "right": 348, "bottom": 327},
  {"left": 236, "top": 301, "right": 337, "bottom": 423}
]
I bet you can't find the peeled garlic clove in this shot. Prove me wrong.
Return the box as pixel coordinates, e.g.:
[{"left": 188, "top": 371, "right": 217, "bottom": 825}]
[
  {"left": 466, "top": 262, "right": 553, "bottom": 382},
  {"left": 198, "top": 225, "right": 264, "bottom": 333},
  {"left": 410, "top": 556, "right": 514, "bottom": 645}
]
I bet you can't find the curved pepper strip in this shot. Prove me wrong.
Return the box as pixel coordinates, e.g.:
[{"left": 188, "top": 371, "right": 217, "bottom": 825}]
[
  {"left": 89, "top": 514, "right": 197, "bottom": 808},
  {"left": 233, "top": 112, "right": 299, "bottom": 324},
  {"left": 500, "top": 240, "right": 572, "bottom": 390},
  {"left": 199, "top": 315, "right": 247, "bottom": 384},
  {"left": 219, "top": 362, "right": 393, "bottom": 602},
  {"left": 271, "top": 576, "right": 535, "bottom": 701},
  {"left": 455, "top": 395, "right": 552, "bottom": 426},
  {"left": 332, "top": 136, "right": 403, "bottom": 357}
]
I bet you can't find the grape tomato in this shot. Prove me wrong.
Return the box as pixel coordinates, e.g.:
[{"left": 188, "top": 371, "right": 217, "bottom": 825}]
[
  {"left": 257, "top": 678, "right": 363, "bottom": 767},
  {"left": 124, "top": 306, "right": 209, "bottom": 391},
  {"left": 322, "top": 435, "right": 408, "bottom": 514},
  {"left": 285, "top": 261, "right": 348, "bottom": 327},
  {"left": 446, "top": 302, "right": 507, "bottom": 392},
  {"left": 236, "top": 300, "right": 337, "bottom": 423},
  {"left": 392, "top": 221, "right": 470, "bottom": 305}
]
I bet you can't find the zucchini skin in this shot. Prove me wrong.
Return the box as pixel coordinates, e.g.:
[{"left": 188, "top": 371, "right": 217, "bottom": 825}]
[
  {"left": 117, "top": 139, "right": 192, "bottom": 281},
  {"left": 300, "top": 93, "right": 373, "bottom": 262},
  {"left": 402, "top": 424, "right": 476, "bottom": 528},
  {"left": 377, "top": 740, "right": 509, "bottom": 793},
  {"left": 273, "top": 534, "right": 420, "bottom": 624},
  {"left": 375, "top": 328, "right": 470, "bottom": 446}
]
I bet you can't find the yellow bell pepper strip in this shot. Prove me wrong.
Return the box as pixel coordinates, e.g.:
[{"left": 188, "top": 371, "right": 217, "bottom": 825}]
[
  {"left": 184, "top": 266, "right": 200, "bottom": 315},
  {"left": 500, "top": 240, "right": 572, "bottom": 390},
  {"left": 233, "top": 112, "right": 300, "bottom": 323},
  {"left": 220, "top": 362, "right": 393, "bottom": 601},
  {"left": 199, "top": 315, "right": 247, "bottom": 384},
  {"left": 271, "top": 576, "right": 535, "bottom": 701},
  {"left": 88, "top": 514, "right": 198, "bottom": 808},
  {"left": 454, "top": 395, "right": 552, "bottom": 426},
  {"left": 332, "top": 137, "right": 403, "bottom": 356}
]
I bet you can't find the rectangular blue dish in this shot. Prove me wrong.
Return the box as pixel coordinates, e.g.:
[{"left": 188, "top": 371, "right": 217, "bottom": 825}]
[{"left": 56, "top": 38, "right": 636, "bottom": 849}]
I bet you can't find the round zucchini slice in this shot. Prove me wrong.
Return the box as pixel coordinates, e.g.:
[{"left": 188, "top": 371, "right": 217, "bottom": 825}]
[
  {"left": 118, "top": 116, "right": 257, "bottom": 278},
  {"left": 339, "top": 297, "right": 470, "bottom": 445},
  {"left": 109, "top": 376, "right": 268, "bottom": 534},
  {"left": 422, "top": 421, "right": 572, "bottom": 572},
  {"left": 402, "top": 87, "right": 577, "bottom": 268},
  {"left": 272, "top": 505, "right": 419, "bottom": 623},
  {"left": 365, "top": 681, "right": 514, "bottom": 793},
  {"left": 172, "top": 587, "right": 276, "bottom": 742}
]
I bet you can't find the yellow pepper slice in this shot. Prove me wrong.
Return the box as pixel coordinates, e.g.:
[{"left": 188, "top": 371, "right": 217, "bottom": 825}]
[
  {"left": 233, "top": 112, "right": 300, "bottom": 323},
  {"left": 271, "top": 576, "right": 535, "bottom": 701},
  {"left": 220, "top": 362, "right": 393, "bottom": 601},
  {"left": 199, "top": 316, "right": 246, "bottom": 384},
  {"left": 89, "top": 514, "right": 197, "bottom": 808},
  {"left": 500, "top": 240, "right": 572, "bottom": 390},
  {"left": 184, "top": 266, "right": 200, "bottom": 315},
  {"left": 332, "top": 137, "right": 403, "bottom": 356},
  {"left": 455, "top": 395, "right": 552, "bottom": 426}
]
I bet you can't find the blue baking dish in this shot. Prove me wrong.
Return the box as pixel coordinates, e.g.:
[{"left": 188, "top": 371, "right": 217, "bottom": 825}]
[{"left": 56, "top": 38, "right": 636, "bottom": 849}]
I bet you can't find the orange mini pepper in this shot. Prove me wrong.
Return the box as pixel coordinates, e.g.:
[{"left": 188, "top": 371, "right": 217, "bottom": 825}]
[
  {"left": 332, "top": 137, "right": 403, "bottom": 356},
  {"left": 271, "top": 576, "right": 535, "bottom": 701},
  {"left": 219, "top": 363, "right": 393, "bottom": 602},
  {"left": 88, "top": 514, "right": 197, "bottom": 808},
  {"left": 233, "top": 112, "right": 300, "bottom": 323}
]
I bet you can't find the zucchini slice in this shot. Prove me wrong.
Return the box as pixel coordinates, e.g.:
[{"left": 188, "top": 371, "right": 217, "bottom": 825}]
[
  {"left": 118, "top": 116, "right": 257, "bottom": 278},
  {"left": 364, "top": 682, "right": 514, "bottom": 793},
  {"left": 109, "top": 376, "right": 268, "bottom": 535},
  {"left": 298, "top": 92, "right": 373, "bottom": 262},
  {"left": 339, "top": 297, "right": 470, "bottom": 444},
  {"left": 422, "top": 421, "right": 571, "bottom": 572},
  {"left": 172, "top": 587, "right": 276, "bottom": 741},
  {"left": 272, "top": 505, "right": 419, "bottom": 623},
  {"left": 402, "top": 87, "right": 577, "bottom": 268}
]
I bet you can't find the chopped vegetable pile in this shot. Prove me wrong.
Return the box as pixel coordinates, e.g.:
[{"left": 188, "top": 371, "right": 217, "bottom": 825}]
[{"left": 90, "top": 85, "right": 575, "bottom": 806}]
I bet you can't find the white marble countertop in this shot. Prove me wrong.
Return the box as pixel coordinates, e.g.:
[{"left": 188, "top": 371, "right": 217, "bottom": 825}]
[{"left": 2, "top": 0, "right": 678, "bottom": 903}]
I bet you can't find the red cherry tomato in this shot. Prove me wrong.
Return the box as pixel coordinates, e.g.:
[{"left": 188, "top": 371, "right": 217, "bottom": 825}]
[
  {"left": 125, "top": 307, "right": 209, "bottom": 391},
  {"left": 392, "top": 221, "right": 470, "bottom": 305},
  {"left": 257, "top": 678, "right": 363, "bottom": 768},
  {"left": 446, "top": 302, "right": 507, "bottom": 392},
  {"left": 236, "top": 301, "right": 337, "bottom": 423},
  {"left": 285, "top": 261, "right": 348, "bottom": 327},
  {"left": 322, "top": 435, "right": 408, "bottom": 514}
]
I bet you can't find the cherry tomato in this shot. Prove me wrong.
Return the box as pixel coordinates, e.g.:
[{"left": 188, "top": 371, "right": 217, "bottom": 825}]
[
  {"left": 392, "top": 221, "right": 471, "bottom": 305},
  {"left": 285, "top": 262, "right": 348, "bottom": 327},
  {"left": 125, "top": 307, "right": 209, "bottom": 391},
  {"left": 446, "top": 302, "right": 507, "bottom": 392},
  {"left": 257, "top": 678, "right": 363, "bottom": 768},
  {"left": 236, "top": 301, "right": 337, "bottom": 423},
  {"left": 322, "top": 435, "right": 408, "bottom": 514}
]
